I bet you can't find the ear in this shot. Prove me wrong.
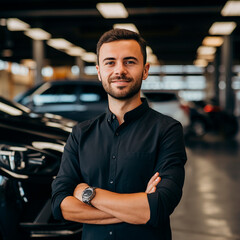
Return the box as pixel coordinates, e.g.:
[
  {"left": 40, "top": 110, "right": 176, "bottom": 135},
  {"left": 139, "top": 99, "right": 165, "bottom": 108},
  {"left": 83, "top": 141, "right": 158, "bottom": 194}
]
[
  {"left": 96, "top": 65, "right": 101, "bottom": 82},
  {"left": 142, "top": 63, "right": 150, "bottom": 80}
]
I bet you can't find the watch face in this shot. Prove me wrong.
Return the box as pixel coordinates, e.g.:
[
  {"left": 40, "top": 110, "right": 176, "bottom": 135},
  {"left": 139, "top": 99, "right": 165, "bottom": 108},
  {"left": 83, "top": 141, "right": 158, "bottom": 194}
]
[{"left": 83, "top": 189, "right": 93, "bottom": 198}]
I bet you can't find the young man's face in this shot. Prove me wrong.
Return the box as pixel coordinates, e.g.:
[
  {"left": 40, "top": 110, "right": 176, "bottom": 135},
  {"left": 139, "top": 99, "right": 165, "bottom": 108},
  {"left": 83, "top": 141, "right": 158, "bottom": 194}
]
[{"left": 96, "top": 40, "right": 149, "bottom": 100}]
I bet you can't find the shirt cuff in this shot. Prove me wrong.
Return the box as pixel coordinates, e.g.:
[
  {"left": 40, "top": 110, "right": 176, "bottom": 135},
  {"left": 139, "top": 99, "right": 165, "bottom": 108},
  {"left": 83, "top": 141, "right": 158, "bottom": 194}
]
[
  {"left": 51, "top": 194, "right": 69, "bottom": 220},
  {"left": 146, "top": 192, "right": 159, "bottom": 227}
]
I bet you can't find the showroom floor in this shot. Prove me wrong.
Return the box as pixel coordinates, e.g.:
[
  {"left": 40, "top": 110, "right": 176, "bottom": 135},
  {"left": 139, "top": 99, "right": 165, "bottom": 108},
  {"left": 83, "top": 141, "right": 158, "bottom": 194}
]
[{"left": 171, "top": 127, "right": 240, "bottom": 240}]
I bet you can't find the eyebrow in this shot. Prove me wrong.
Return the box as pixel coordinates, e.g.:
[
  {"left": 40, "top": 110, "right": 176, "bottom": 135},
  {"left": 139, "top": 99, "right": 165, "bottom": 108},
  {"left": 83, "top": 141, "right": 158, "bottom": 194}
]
[
  {"left": 124, "top": 56, "right": 138, "bottom": 62},
  {"left": 102, "top": 56, "right": 139, "bottom": 62},
  {"left": 103, "top": 57, "right": 115, "bottom": 62}
]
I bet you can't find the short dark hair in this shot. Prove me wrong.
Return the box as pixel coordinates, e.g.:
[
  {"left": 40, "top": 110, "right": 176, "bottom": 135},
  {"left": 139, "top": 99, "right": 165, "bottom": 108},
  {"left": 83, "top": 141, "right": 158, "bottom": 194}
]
[{"left": 96, "top": 28, "right": 147, "bottom": 65}]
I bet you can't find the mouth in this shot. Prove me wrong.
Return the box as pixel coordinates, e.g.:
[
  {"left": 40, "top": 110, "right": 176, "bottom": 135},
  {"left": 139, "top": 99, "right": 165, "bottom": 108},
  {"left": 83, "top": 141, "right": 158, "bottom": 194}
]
[
  {"left": 111, "top": 79, "right": 131, "bottom": 86},
  {"left": 111, "top": 78, "right": 130, "bottom": 82}
]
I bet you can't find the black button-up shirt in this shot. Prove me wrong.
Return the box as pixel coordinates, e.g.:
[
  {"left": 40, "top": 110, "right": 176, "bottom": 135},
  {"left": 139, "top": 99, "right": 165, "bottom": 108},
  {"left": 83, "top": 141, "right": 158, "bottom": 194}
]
[{"left": 51, "top": 99, "right": 187, "bottom": 240}]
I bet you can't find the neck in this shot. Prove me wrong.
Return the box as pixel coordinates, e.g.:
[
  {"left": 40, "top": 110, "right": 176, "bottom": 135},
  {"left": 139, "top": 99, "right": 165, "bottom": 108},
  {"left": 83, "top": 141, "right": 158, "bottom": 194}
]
[{"left": 108, "top": 93, "right": 142, "bottom": 125}]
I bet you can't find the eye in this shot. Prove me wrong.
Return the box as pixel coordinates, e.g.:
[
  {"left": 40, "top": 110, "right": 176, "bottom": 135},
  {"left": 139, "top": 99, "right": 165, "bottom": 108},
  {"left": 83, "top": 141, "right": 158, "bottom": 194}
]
[
  {"left": 105, "top": 61, "right": 115, "bottom": 66},
  {"left": 125, "top": 60, "right": 136, "bottom": 65}
]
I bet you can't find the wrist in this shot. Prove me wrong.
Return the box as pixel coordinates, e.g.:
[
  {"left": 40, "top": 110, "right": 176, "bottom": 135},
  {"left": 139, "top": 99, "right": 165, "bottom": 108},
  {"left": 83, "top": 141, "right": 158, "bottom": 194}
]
[{"left": 82, "top": 186, "right": 96, "bottom": 206}]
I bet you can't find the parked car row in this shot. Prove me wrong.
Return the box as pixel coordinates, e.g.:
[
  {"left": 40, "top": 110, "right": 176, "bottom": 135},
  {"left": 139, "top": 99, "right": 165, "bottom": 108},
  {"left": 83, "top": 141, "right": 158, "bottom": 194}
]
[
  {"left": 186, "top": 100, "right": 239, "bottom": 138},
  {"left": 142, "top": 91, "right": 190, "bottom": 133},
  {"left": 0, "top": 97, "right": 82, "bottom": 239},
  {"left": 15, "top": 80, "right": 108, "bottom": 123}
]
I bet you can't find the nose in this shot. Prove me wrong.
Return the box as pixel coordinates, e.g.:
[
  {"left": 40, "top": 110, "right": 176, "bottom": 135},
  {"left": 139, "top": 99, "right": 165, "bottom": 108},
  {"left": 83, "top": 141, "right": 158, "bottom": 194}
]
[{"left": 114, "top": 62, "right": 127, "bottom": 76}]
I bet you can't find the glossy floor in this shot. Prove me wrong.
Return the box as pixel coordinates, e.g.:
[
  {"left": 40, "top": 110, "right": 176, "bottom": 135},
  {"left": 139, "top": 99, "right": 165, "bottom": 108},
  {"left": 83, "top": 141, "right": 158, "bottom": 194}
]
[{"left": 171, "top": 129, "right": 240, "bottom": 240}]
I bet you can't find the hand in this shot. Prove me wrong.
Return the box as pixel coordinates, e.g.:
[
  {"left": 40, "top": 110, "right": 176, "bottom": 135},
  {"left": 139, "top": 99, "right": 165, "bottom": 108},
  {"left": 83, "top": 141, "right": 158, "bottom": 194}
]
[
  {"left": 145, "top": 172, "right": 161, "bottom": 194},
  {"left": 73, "top": 183, "right": 89, "bottom": 202}
]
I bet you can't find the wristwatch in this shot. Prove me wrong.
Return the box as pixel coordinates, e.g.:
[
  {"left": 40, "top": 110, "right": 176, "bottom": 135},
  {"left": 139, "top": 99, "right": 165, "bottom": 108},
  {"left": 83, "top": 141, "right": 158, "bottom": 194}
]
[{"left": 82, "top": 186, "right": 96, "bottom": 206}]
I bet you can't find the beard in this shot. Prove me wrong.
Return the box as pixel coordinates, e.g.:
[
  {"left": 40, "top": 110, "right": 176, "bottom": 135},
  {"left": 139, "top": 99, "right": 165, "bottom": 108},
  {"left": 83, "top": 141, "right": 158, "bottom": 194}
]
[{"left": 100, "top": 73, "right": 143, "bottom": 100}]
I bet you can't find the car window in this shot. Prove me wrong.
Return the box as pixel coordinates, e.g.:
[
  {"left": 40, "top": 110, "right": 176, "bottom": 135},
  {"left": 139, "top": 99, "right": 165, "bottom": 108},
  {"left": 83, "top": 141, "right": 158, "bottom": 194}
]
[
  {"left": 144, "top": 92, "right": 177, "bottom": 102},
  {"left": 33, "top": 84, "right": 77, "bottom": 106},
  {"left": 79, "top": 85, "right": 107, "bottom": 103}
]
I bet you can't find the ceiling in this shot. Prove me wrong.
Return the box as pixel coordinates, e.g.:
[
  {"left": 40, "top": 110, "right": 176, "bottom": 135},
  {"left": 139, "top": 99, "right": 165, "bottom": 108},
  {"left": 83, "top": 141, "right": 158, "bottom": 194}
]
[{"left": 1, "top": 0, "right": 240, "bottom": 67}]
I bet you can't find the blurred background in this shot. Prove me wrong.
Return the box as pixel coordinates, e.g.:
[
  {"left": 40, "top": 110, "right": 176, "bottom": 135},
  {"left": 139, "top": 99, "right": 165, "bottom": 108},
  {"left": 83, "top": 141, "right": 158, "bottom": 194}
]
[{"left": 0, "top": 1, "right": 240, "bottom": 240}]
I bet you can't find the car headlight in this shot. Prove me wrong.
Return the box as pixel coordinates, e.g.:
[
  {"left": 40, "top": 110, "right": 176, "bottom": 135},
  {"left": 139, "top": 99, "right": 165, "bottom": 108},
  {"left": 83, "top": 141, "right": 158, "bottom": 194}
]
[{"left": 0, "top": 144, "right": 58, "bottom": 177}]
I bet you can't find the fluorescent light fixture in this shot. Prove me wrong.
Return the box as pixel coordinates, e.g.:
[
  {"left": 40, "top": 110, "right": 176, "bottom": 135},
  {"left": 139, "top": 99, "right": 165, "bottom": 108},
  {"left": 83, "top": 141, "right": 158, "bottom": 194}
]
[
  {"left": 7, "top": 18, "right": 30, "bottom": 31},
  {"left": 66, "top": 46, "right": 86, "bottom": 56},
  {"left": 24, "top": 28, "right": 51, "bottom": 40},
  {"left": 0, "top": 19, "right": 7, "bottom": 26},
  {"left": 146, "top": 46, "right": 153, "bottom": 55},
  {"left": 47, "top": 38, "right": 73, "bottom": 50},
  {"left": 42, "top": 66, "right": 54, "bottom": 77},
  {"left": 147, "top": 54, "right": 158, "bottom": 64},
  {"left": 202, "top": 36, "right": 223, "bottom": 47},
  {"left": 2, "top": 49, "right": 13, "bottom": 57},
  {"left": 81, "top": 52, "right": 97, "bottom": 63},
  {"left": 197, "top": 54, "right": 215, "bottom": 61},
  {"left": 21, "top": 59, "right": 36, "bottom": 69},
  {"left": 194, "top": 59, "right": 208, "bottom": 67},
  {"left": 113, "top": 23, "right": 138, "bottom": 33},
  {"left": 221, "top": 1, "right": 240, "bottom": 16},
  {"left": 97, "top": 2, "right": 128, "bottom": 18},
  {"left": 209, "top": 22, "right": 237, "bottom": 35},
  {"left": 197, "top": 46, "right": 216, "bottom": 55}
]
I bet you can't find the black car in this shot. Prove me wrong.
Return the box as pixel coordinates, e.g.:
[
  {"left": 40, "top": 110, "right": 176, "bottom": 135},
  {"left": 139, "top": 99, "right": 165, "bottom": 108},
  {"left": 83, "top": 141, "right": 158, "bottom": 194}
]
[
  {"left": 0, "top": 97, "right": 82, "bottom": 239},
  {"left": 187, "top": 100, "right": 239, "bottom": 138},
  {"left": 15, "top": 80, "right": 108, "bottom": 122}
]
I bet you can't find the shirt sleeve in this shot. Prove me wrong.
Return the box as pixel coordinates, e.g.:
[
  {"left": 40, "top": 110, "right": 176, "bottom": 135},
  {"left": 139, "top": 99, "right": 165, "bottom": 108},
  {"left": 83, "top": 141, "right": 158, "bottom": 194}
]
[
  {"left": 146, "top": 121, "right": 187, "bottom": 227},
  {"left": 51, "top": 125, "right": 82, "bottom": 220}
]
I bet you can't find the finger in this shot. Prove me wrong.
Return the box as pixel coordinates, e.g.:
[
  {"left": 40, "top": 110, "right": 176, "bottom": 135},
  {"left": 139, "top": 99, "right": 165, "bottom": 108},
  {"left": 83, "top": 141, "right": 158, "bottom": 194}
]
[
  {"left": 147, "top": 172, "right": 159, "bottom": 186},
  {"left": 146, "top": 177, "right": 161, "bottom": 193},
  {"left": 151, "top": 176, "right": 161, "bottom": 188},
  {"left": 149, "top": 186, "right": 156, "bottom": 194}
]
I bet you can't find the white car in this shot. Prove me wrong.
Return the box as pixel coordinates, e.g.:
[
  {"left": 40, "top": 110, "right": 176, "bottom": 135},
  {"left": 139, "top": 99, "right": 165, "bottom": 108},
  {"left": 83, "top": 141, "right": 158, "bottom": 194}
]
[{"left": 143, "top": 91, "right": 190, "bottom": 133}]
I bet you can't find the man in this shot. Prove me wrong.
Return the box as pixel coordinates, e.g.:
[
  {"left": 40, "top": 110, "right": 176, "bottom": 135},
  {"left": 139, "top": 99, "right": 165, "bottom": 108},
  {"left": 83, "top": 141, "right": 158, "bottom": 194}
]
[{"left": 51, "top": 28, "right": 187, "bottom": 240}]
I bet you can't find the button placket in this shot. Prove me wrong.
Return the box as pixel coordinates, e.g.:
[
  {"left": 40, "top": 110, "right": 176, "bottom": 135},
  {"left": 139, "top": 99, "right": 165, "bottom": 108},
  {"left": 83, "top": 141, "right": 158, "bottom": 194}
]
[{"left": 109, "top": 127, "right": 120, "bottom": 191}]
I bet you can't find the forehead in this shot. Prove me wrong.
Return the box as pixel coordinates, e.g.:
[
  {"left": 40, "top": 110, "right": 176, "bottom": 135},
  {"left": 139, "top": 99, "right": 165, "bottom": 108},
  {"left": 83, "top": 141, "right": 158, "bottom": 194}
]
[{"left": 99, "top": 40, "right": 142, "bottom": 60}]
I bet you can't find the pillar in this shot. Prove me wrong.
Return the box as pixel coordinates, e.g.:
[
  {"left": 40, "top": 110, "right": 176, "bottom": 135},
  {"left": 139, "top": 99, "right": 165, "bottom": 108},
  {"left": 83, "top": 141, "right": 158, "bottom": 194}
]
[
  {"left": 219, "top": 35, "right": 235, "bottom": 114},
  {"left": 33, "top": 40, "right": 44, "bottom": 85}
]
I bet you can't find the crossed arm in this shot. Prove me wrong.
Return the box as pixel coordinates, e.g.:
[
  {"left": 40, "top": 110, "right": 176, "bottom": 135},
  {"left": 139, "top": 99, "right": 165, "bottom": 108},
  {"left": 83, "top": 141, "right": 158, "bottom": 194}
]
[{"left": 60, "top": 172, "right": 161, "bottom": 225}]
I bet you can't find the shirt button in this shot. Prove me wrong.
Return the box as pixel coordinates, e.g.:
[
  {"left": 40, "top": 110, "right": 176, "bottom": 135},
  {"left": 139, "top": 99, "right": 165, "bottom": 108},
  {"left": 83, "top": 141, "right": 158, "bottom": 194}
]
[
  {"left": 112, "top": 115, "right": 116, "bottom": 119},
  {"left": 112, "top": 155, "right": 116, "bottom": 159},
  {"left": 110, "top": 180, "right": 114, "bottom": 184},
  {"left": 109, "top": 231, "right": 113, "bottom": 235},
  {"left": 115, "top": 132, "right": 119, "bottom": 136}
]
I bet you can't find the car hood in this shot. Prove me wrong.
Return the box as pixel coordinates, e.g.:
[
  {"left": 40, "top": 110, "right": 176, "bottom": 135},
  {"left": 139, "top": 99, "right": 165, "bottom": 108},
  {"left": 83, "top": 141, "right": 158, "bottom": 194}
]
[{"left": 0, "top": 96, "right": 77, "bottom": 143}]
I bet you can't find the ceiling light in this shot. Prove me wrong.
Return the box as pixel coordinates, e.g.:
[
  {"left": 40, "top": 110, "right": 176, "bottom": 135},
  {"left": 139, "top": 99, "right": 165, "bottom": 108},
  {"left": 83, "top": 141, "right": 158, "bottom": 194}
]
[
  {"left": 0, "top": 19, "right": 7, "bottom": 26},
  {"left": 21, "top": 59, "right": 36, "bottom": 69},
  {"left": 96, "top": 2, "right": 128, "bottom": 18},
  {"left": 197, "top": 54, "right": 215, "bottom": 61},
  {"left": 24, "top": 28, "right": 51, "bottom": 40},
  {"left": 197, "top": 46, "right": 216, "bottom": 55},
  {"left": 194, "top": 59, "right": 208, "bottom": 67},
  {"left": 81, "top": 52, "right": 97, "bottom": 63},
  {"left": 146, "top": 46, "right": 153, "bottom": 55},
  {"left": 66, "top": 46, "right": 86, "bottom": 56},
  {"left": 113, "top": 23, "right": 138, "bottom": 33},
  {"left": 147, "top": 54, "right": 158, "bottom": 64},
  {"left": 2, "top": 49, "right": 13, "bottom": 57},
  {"left": 221, "top": 1, "right": 240, "bottom": 16},
  {"left": 47, "top": 38, "right": 73, "bottom": 50},
  {"left": 202, "top": 36, "right": 224, "bottom": 47},
  {"left": 7, "top": 18, "right": 30, "bottom": 31},
  {"left": 209, "top": 22, "right": 237, "bottom": 35}
]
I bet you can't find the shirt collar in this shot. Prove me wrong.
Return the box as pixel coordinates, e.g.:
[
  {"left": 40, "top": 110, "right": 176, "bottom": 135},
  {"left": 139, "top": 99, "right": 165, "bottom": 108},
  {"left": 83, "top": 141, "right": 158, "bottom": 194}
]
[{"left": 106, "top": 98, "right": 149, "bottom": 124}]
